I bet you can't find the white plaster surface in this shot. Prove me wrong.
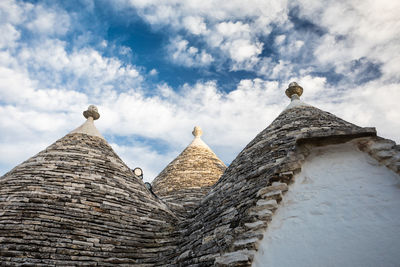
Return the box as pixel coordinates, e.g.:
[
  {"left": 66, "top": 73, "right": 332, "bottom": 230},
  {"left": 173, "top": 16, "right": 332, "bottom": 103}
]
[
  {"left": 189, "top": 136, "right": 212, "bottom": 149},
  {"left": 253, "top": 143, "right": 400, "bottom": 267},
  {"left": 70, "top": 117, "right": 105, "bottom": 140},
  {"left": 283, "top": 98, "right": 310, "bottom": 111}
]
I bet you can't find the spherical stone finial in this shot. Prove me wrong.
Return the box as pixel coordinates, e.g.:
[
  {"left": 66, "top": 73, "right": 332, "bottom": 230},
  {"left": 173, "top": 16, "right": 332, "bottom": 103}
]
[
  {"left": 192, "top": 126, "right": 203, "bottom": 137},
  {"left": 83, "top": 105, "right": 100, "bottom": 120},
  {"left": 285, "top": 82, "right": 303, "bottom": 99}
]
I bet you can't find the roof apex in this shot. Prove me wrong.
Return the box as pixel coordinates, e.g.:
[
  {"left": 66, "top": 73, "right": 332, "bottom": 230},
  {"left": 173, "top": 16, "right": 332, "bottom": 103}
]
[
  {"left": 285, "top": 81, "right": 303, "bottom": 98},
  {"left": 189, "top": 126, "right": 212, "bottom": 149},
  {"left": 192, "top": 126, "right": 203, "bottom": 137},
  {"left": 70, "top": 105, "right": 104, "bottom": 140},
  {"left": 283, "top": 82, "right": 311, "bottom": 111}
]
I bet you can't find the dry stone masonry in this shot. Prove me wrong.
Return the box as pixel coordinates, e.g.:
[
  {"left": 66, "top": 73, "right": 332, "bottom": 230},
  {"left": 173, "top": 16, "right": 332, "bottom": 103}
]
[
  {"left": 1, "top": 83, "right": 399, "bottom": 266},
  {"left": 152, "top": 126, "right": 227, "bottom": 219},
  {"left": 0, "top": 107, "right": 178, "bottom": 266},
  {"left": 171, "top": 84, "right": 385, "bottom": 266}
]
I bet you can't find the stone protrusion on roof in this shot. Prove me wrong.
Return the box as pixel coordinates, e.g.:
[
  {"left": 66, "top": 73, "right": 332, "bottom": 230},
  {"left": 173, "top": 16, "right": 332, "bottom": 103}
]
[
  {"left": 285, "top": 81, "right": 303, "bottom": 99},
  {"left": 83, "top": 104, "right": 100, "bottom": 120},
  {"left": 0, "top": 106, "right": 178, "bottom": 265},
  {"left": 192, "top": 126, "right": 203, "bottom": 137},
  {"left": 284, "top": 81, "right": 311, "bottom": 111},
  {"left": 70, "top": 105, "right": 104, "bottom": 140}
]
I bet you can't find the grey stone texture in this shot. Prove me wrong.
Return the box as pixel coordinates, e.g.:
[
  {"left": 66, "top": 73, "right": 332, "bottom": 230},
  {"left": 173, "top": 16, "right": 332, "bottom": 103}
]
[
  {"left": 356, "top": 136, "right": 400, "bottom": 175},
  {"left": 152, "top": 130, "right": 226, "bottom": 219},
  {"left": 171, "top": 105, "right": 380, "bottom": 266},
  {"left": 0, "top": 102, "right": 399, "bottom": 266},
  {"left": 158, "top": 187, "right": 212, "bottom": 219},
  {"left": 152, "top": 142, "right": 226, "bottom": 196},
  {"left": 0, "top": 133, "right": 178, "bottom": 265}
]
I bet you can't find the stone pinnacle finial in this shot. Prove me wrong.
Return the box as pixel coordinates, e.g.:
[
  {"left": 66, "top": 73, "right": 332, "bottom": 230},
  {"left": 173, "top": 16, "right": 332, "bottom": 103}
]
[
  {"left": 285, "top": 82, "right": 303, "bottom": 100},
  {"left": 83, "top": 105, "right": 100, "bottom": 120},
  {"left": 192, "top": 126, "right": 203, "bottom": 138}
]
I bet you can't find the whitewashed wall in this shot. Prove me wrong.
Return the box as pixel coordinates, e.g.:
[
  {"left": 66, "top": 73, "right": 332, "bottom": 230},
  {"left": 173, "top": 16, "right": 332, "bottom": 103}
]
[{"left": 253, "top": 143, "right": 400, "bottom": 267}]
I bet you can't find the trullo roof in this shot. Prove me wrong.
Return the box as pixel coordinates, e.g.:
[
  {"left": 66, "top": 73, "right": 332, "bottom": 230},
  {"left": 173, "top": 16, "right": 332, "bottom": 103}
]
[
  {"left": 151, "top": 126, "right": 227, "bottom": 218},
  {"left": 152, "top": 126, "right": 226, "bottom": 196},
  {"left": 0, "top": 105, "right": 177, "bottom": 265},
  {"left": 172, "top": 82, "right": 399, "bottom": 266}
]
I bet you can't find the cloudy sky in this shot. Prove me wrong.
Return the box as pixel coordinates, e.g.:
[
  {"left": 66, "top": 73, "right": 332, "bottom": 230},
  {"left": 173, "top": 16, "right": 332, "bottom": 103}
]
[{"left": 1, "top": 0, "right": 399, "bottom": 182}]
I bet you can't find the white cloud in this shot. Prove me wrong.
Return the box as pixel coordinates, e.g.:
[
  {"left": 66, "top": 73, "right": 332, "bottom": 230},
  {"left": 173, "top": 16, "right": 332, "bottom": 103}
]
[
  {"left": 297, "top": 75, "right": 326, "bottom": 98},
  {"left": 0, "top": 23, "right": 20, "bottom": 49},
  {"left": 183, "top": 16, "right": 208, "bottom": 35},
  {"left": 0, "top": 104, "right": 85, "bottom": 175},
  {"left": 25, "top": 5, "right": 70, "bottom": 36},
  {"left": 216, "top": 21, "right": 251, "bottom": 38},
  {"left": 122, "top": 0, "right": 287, "bottom": 27},
  {"left": 269, "top": 60, "right": 293, "bottom": 80},
  {"left": 225, "top": 39, "right": 263, "bottom": 68},
  {"left": 90, "top": 0, "right": 400, "bottom": 84},
  {"left": 119, "top": 46, "right": 132, "bottom": 56},
  {"left": 300, "top": 0, "right": 400, "bottom": 80},
  {"left": 116, "top": 0, "right": 288, "bottom": 70},
  {"left": 168, "top": 37, "right": 213, "bottom": 67},
  {"left": 0, "top": 141, "right": 49, "bottom": 172},
  {"left": 312, "top": 80, "right": 400, "bottom": 144},
  {"left": 0, "top": 0, "right": 26, "bottom": 25},
  {"left": 149, "top": 68, "right": 158, "bottom": 75},
  {"left": 207, "top": 21, "right": 264, "bottom": 69},
  {"left": 275, "top": 35, "right": 286, "bottom": 45},
  {"left": 12, "top": 38, "right": 142, "bottom": 96},
  {"left": 0, "top": 67, "right": 88, "bottom": 111}
]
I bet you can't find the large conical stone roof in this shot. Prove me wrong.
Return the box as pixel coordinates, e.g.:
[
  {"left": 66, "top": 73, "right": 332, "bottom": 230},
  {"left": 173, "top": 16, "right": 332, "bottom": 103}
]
[
  {"left": 173, "top": 83, "right": 381, "bottom": 266},
  {"left": 0, "top": 106, "right": 177, "bottom": 265},
  {"left": 152, "top": 126, "right": 226, "bottom": 196}
]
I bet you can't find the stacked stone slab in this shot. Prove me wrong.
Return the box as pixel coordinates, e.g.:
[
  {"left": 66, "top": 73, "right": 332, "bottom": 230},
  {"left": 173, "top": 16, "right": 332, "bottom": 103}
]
[
  {"left": 152, "top": 126, "right": 227, "bottom": 218},
  {"left": 0, "top": 106, "right": 178, "bottom": 265}
]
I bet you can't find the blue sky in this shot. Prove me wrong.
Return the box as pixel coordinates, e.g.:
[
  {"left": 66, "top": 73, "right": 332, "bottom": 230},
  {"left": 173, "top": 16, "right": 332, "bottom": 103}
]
[{"left": 0, "top": 0, "right": 399, "bottom": 181}]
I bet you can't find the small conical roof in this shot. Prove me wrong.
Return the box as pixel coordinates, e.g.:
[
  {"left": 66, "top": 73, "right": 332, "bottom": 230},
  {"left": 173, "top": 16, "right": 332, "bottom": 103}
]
[
  {"left": 0, "top": 105, "right": 177, "bottom": 265},
  {"left": 152, "top": 126, "right": 226, "bottom": 196}
]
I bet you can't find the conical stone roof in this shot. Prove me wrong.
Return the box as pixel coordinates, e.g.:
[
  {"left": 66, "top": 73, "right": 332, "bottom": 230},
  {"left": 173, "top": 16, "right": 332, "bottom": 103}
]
[
  {"left": 0, "top": 106, "right": 177, "bottom": 265},
  {"left": 152, "top": 126, "right": 227, "bottom": 197},
  {"left": 173, "top": 83, "right": 383, "bottom": 266}
]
